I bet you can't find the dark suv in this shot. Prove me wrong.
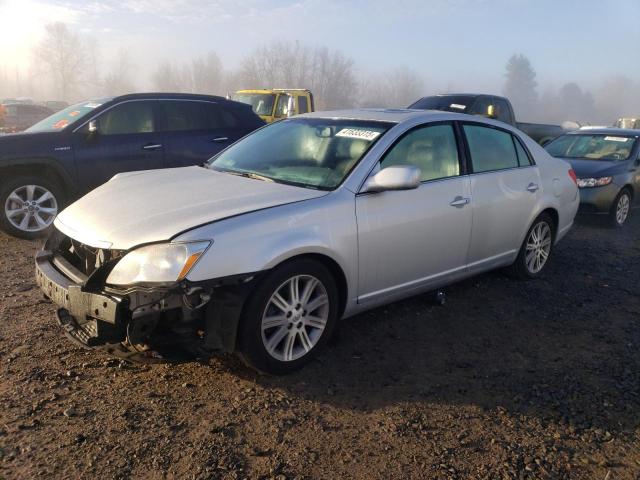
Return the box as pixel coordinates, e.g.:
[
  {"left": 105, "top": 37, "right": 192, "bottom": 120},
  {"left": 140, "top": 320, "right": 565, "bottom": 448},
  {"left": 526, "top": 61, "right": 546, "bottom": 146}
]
[{"left": 0, "top": 93, "right": 264, "bottom": 238}]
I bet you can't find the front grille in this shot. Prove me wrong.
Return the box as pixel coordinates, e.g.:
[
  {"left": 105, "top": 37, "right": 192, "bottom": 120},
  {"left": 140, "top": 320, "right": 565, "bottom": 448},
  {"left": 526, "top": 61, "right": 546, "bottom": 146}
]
[{"left": 54, "top": 234, "right": 125, "bottom": 278}]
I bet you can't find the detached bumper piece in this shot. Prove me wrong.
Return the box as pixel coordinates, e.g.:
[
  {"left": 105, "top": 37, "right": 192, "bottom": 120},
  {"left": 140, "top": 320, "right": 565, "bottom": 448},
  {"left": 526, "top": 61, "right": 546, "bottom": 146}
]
[{"left": 36, "top": 250, "right": 126, "bottom": 347}]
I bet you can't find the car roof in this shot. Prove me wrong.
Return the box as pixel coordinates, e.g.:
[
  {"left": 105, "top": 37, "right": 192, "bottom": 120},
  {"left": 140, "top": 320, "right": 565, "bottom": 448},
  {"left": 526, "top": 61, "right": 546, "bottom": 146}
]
[
  {"left": 568, "top": 128, "right": 640, "bottom": 136},
  {"left": 300, "top": 108, "right": 472, "bottom": 123},
  {"left": 111, "top": 92, "right": 229, "bottom": 103}
]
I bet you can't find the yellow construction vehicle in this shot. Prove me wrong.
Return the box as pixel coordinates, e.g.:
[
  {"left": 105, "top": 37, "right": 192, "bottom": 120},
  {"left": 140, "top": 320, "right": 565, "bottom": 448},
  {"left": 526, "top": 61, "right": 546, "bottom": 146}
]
[{"left": 231, "top": 89, "right": 314, "bottom": 123}]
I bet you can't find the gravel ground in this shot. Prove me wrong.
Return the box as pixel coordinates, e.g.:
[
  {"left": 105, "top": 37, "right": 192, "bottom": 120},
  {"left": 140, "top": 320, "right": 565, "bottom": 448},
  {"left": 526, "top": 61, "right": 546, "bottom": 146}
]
[{"left": 0, "top": 215, "right": 639, "bottom": 479}]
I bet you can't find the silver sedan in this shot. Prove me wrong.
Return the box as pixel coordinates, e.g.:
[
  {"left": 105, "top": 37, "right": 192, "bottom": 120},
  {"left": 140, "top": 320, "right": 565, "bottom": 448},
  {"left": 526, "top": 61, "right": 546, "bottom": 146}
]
[{"left": 36, "top": 109, "right": 580, "bottom": 373}]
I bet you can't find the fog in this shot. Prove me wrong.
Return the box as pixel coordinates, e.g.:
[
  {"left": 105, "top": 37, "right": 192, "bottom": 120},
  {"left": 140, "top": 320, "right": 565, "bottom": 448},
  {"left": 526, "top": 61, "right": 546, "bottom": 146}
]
[{"left": 2, "top": 9, "right": 640, "bottom": 126}]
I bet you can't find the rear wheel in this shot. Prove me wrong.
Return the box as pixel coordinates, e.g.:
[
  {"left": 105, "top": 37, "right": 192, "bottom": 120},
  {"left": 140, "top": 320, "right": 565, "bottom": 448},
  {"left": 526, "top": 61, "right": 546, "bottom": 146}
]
[
  {"left": 0, "top": 176, "right": 64, "bottom": 239},
  {"left": 238, "top": 259, "right": 339, "bottom": 374},
  {"left": 609, "top": 189, "right": 631, "bottom": 228},
  {"left": 509, "top": 213, "right": 555, "bottom": 279}
]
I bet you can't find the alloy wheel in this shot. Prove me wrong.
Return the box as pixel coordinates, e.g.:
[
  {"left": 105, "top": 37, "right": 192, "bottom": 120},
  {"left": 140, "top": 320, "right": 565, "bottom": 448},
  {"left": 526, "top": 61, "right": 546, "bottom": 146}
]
[
  {"left": 615, "top": 193, "right": 630, "bottom": 225},
  {"left": 4, "top": 185, "right": 58, "bottom": 232},
  {"left": 261, "top": 274, "right": 330, "bottom": 362},
  {"left": 525, "top": 221, "right": 552, "bottom": 274}
]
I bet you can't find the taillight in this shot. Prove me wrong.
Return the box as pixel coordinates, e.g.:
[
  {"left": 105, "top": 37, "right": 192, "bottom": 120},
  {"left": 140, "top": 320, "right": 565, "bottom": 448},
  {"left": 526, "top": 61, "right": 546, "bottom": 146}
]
[{"left": 568, "top": 169, "right": 577, "bottom": 186}]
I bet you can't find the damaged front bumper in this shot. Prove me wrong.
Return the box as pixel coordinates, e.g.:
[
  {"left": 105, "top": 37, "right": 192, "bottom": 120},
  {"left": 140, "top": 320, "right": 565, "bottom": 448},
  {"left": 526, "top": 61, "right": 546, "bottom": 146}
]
[{"left": 35, "top": 232, "right": 258, "bottom": 361}]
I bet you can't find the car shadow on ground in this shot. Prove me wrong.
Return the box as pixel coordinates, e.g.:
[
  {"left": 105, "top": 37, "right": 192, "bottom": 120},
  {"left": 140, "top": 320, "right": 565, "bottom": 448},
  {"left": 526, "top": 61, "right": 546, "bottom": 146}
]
[{"left": 227, "top": 216, "right": 640, "bottom": 435}]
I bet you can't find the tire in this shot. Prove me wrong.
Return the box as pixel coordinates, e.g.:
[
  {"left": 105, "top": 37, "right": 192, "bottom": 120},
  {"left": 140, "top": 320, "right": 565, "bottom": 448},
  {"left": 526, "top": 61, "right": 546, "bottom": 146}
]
[
  {"left": 609, "top": 189, "right": 631, "bottom": 228},
  {"left": 237, "top": 258, "right": 339, "bottom": 374},
  {"left": 508, "top": 213, "right": 555, "bottom": 279},
  {"left": 0, "top": 175, "right": 65, "bottom": 239}
]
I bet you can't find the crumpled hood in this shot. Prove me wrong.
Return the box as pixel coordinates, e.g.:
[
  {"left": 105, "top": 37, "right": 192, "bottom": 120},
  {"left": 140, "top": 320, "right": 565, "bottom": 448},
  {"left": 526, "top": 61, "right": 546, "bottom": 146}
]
[{"left": 55, "top": 166, "right": 327, "bottom": 250}]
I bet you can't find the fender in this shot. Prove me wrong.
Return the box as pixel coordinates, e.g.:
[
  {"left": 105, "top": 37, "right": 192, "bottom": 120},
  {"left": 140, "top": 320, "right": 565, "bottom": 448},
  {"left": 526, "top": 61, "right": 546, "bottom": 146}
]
[{"left": 0, "top": 156, "right": 77, "bottom": 193}]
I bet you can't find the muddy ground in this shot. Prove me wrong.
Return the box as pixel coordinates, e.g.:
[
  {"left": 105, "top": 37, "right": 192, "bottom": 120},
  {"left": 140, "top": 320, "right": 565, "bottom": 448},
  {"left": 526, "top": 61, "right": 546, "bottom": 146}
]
[{"left": 0, "top": 215, "right": 639, "bottom": 480}]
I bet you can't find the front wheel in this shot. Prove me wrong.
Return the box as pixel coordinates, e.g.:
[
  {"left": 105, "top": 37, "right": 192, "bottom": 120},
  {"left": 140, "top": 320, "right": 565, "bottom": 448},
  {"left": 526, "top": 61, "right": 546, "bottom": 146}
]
[
  {"left": 0, "top": 176, "right": 64, "bottom": 239},
  {"left": 609, "top": 189, "right": 631, "bottom": 228},
  {"left": 237, "top": 259, "right": 339, "bottom": 374},
  {"left": 509, "top": 213, "right": 555, "bottom": 279}
]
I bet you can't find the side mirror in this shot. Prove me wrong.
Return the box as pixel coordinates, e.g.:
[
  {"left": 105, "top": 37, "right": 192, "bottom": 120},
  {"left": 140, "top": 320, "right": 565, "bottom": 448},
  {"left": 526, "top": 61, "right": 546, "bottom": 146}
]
[
  {"left": 362, "top": 165, "right": 421, "bottom": 193},
  {"left": 88, "top": 119, "right": 99, "bottom": 134}
]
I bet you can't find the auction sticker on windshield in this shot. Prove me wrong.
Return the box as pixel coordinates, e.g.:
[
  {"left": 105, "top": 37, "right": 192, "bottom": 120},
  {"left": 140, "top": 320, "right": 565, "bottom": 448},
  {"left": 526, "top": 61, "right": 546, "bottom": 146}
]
[
  {"left": 604, "top": 136, "right": 631, "bottom": 142},
  {"left": 335, "top": 128, "right": 381, "bottom": 141}
]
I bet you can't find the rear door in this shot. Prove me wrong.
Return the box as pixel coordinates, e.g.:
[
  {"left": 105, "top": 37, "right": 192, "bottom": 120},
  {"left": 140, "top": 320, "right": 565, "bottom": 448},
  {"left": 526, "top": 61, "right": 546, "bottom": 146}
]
[
  {"left": 356, "top": 122, "right": 472, "bottom": 304},
  {"left": 72, "top": 100, "right": 164, "bottom": 192},
  {"left": 160, "top": 100, "right": 248, "bottom": 168},
  {"left": 462, "top": 123, "right": 541, "bottom": 273}
]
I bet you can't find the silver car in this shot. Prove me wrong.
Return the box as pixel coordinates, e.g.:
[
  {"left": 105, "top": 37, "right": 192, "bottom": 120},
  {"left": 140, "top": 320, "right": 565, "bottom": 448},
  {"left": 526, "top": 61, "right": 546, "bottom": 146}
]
[{"left": 35, "top": 109, "right": 580, "bottom": 373}]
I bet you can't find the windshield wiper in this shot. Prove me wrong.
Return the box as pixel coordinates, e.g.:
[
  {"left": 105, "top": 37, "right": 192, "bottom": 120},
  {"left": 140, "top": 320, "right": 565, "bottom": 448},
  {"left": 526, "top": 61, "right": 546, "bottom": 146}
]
[{"left": 223, "top": 170, "right": 274, "bottom": 182}]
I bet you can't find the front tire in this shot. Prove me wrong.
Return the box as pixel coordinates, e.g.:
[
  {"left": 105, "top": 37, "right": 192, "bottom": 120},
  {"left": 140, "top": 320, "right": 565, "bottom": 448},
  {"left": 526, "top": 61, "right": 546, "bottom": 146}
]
[
  {"left": 609, "top": 189, "right": 631, "bottom": 228},
  {"left": 237, "top": 259, "right": 339, "bottom": 374},
  {"left": 0, "top": 176, "right": 64, "bottom": 239},
  {"left": 509, "top": 213, "right": 555, "bottom": 279}
]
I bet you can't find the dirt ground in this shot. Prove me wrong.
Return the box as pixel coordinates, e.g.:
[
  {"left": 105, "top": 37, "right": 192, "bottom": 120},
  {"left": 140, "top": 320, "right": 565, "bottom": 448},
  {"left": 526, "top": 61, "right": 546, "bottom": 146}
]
[{"left": 0, "top": 214, "right": 639, "bottom": 480}]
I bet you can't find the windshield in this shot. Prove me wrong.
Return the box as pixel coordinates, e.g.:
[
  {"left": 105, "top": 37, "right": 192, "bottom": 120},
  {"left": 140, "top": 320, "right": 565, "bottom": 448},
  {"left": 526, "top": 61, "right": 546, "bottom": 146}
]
[
  {"left": 408, "top": 95, "right": 474, "bottom": 113},
  {"left": 545, "top": 134, "right": 637, "bottom": 161},
  {"left": 207, "top": 118, "right": 392, "bottom": 189},
  {"left": 25, "top": 99, "right": 110, "bottom": 133},
  {"left": 232, "top": 93, "right": 276, "bottom": 117}
]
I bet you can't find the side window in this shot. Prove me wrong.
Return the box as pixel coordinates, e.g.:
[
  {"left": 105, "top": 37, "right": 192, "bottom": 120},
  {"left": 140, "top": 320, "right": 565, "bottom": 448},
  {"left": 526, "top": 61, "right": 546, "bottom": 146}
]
[
  {"left": 380, "top": 124, "right": 460, "bottom": 182},
  {"left": 469, "top": 96, "right": 492, "bottom": 117},
  {"left": 463, "top": 124, "right": 519, "bottom": 173},
  {"left": 274, "top": 95, "right": 289, "bottom": 117},
  {"left": 204, "top": 103, "right": 239, "bottom": 129},
  {"left": 493, "top": 98, "right": 512, "bottom": 124},
  {"left": 163, "top": 101, "right": 207, "bottom": 132},
  {"left": 99, "top": 102, "right": 155, "bottom": 135},
  {"left": 514, "top": 136, "right": 532, "bottom": 166},
  {"left": 298, "top": 96, "right": 309, "bottom": 114}
]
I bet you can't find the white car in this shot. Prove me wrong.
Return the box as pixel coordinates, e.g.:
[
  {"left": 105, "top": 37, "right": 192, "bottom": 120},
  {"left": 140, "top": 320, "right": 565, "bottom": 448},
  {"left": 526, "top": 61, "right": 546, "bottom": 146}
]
[{"left": 36, "top": 109, "right": 580, "bottom": 373}]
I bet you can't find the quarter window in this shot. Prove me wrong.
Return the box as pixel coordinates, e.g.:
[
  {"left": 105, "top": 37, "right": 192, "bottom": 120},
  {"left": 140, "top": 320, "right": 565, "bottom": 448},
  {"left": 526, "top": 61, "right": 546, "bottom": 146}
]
[
  {"left": 298, "top": 96, "right": 309, "bottom": 114},
  {"left": 380, "top": 124, "right": 460, "bottom": 181},
  {"left": 463, "top": 125, "right": 519, "bottom": 173},
  {"left": 514, "top": 137, "right": 532, "bottom": 166},
  {"left": 99, "top": 101, "right": 155, "bottom": 135}
]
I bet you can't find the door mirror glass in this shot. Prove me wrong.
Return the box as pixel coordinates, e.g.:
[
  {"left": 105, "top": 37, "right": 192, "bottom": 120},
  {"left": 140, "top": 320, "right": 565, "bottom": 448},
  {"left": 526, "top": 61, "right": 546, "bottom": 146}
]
[
  {"left": 362, "top": 165, "right": 421, "bottom": 193},
  {"left": 88, "top": 119, "right": 99, "bottom": 134}
]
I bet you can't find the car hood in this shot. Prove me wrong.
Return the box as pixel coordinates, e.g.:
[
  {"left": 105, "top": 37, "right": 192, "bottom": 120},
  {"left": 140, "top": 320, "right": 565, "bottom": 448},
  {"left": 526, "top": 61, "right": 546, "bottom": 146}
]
[
  {"left": 560, "top": 157, "right": 625, "bottom": 178},
  {"left": 55, "top": 166, "right": 328, "bottom": 250}
]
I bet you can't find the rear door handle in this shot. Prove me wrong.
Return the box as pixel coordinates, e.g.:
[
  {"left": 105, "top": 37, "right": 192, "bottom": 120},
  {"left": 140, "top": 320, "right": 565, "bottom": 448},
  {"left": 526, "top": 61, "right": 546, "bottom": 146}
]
[
  {"left": 449, "top": 196, "right": 470, "bottom": 208},
  {"left": 212, "top": 137, "right": 229, "bottom": 142},
  {"left": 142, "top": 143, "right": 163, "bottom": 151},
  {"left": 526, "top": 182, "right": 539, "bottom": 193}
]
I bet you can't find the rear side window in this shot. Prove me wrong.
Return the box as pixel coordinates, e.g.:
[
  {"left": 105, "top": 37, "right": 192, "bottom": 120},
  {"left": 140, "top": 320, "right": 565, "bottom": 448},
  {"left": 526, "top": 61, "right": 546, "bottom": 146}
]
[
  {"left": 514, "top": 137, "right": 532, "bottom": 166},
  {"left": 163, "top": 101, "right": 207, "bottom": 131},
  {"left": 381, "top": 123, "right": 460, "bottom": 181},
  {"left": 204, "top": 103, "right": 239, "bottom": 129},
  {"left": 99, "top": 101, "right": 155, "bottom": 135},
  {"left": 463, "top": 124, "right": 519, "bottom": 173},
  {"left": 298, "top": 96, "right": 309, "bottom": 114}
]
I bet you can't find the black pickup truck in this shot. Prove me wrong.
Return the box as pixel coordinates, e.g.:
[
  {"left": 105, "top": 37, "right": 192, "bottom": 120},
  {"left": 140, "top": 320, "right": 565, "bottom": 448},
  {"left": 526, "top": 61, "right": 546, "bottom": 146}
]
[{"left": 409, "top": 94, "right": 566, "bottom": 145}]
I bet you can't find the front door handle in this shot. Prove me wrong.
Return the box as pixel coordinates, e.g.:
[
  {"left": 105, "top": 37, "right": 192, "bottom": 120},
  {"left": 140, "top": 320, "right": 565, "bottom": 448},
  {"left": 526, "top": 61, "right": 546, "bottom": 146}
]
[
  {"left": 212, "top": 137, "right": 229, "bottom": 143},
  {"left": 142, "top": 143, "right": 163, "bottom": 151},
  {"left": 526, "top": 182, "right": 539, "bottom": 193},
  {"left": 449, "top": 196, "right": 470, "bottom": 208}
]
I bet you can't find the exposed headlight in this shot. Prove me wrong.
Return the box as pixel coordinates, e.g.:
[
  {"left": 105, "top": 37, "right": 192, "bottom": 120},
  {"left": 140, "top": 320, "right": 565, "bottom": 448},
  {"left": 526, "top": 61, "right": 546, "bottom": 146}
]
[
  {"left": 106, "top": 241, "right": 211, "bottom": 286},
  {"left": 577, "top": 176, "right": 613, "bottom": 188}
]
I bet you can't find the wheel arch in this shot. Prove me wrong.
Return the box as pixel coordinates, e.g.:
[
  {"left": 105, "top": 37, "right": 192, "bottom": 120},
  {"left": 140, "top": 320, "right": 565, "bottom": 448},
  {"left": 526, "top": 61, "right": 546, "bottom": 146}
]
[
  {"left": 0, "top": 159, "right": 75, "bottom": 195},
  {"left": 539, "top": 207, "right": 559, "bottom": 239}
]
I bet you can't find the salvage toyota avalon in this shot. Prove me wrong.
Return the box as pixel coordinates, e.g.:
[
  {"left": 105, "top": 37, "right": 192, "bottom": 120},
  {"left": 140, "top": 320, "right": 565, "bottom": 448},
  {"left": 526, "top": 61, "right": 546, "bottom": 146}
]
[{"left": 35, "top": 109, "right": 579, "bottom": 374}]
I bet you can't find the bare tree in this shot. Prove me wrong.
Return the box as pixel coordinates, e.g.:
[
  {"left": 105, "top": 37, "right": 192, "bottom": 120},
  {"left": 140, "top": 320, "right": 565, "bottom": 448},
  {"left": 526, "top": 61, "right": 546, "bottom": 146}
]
[
  {"left": 32, "top": 22, "right": 87, "bottom": 101},
  {"left": 190, "top": 52, "right": 224, "bottom": 95},
  {"left": 360, "top": 67, "right": 425, "bottom": 108},
  {"left": 503, "top": 54, "right": 538, "bottom": 118},
  {"left": 151, "top": 61, "right": 187, "bottom": 92},
  {"left": 237, "top": 41, "right": 357, "bottom": 110},
  {"left": 103, "top": 48, "right": 136, "bottom": 96}
]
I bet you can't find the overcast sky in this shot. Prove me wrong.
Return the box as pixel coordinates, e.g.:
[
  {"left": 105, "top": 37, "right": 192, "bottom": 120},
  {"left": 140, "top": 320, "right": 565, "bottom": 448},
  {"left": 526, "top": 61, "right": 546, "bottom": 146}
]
[{"left": 1, "top": 0, "right": 639, "bottom": 92}]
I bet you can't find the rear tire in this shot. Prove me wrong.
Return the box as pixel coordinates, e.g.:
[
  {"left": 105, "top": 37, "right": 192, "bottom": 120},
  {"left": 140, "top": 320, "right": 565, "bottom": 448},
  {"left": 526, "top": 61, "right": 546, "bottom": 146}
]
[
  {"left": 609, "top": 188, "right": 631, "bottom": 228},
  {"left": 508, "top": 213, "right": 555, "bottom": 279},
  {"left": 237, "top": 258, "right": 339, "bottom": 374},
  {"left": 0, "top": 175, "right": 65, "bottom": 239}
]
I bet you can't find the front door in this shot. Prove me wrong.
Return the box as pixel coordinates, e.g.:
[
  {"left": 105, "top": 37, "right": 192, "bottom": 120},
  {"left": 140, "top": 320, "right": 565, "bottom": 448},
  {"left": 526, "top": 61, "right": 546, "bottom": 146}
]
[
  {"left": 356, "top": 123, "right": 473, "bottom": 304},
  {"left": 73, "top": 100, "right": 164, "bottom": 192}
]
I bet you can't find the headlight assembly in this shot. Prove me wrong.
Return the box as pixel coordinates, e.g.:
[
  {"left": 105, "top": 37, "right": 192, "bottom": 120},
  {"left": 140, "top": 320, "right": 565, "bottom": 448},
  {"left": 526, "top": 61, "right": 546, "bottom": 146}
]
[
  {"left": 577, "top": 176, "right": 612, "bottom": 188},
  {"left": 106, "top": 241, "right": 211, "bottom": 286}
]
